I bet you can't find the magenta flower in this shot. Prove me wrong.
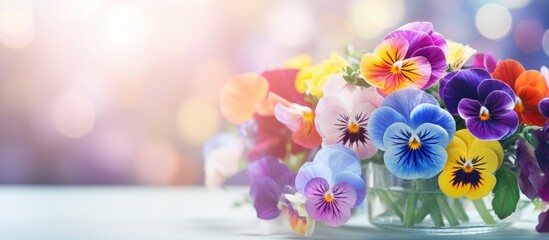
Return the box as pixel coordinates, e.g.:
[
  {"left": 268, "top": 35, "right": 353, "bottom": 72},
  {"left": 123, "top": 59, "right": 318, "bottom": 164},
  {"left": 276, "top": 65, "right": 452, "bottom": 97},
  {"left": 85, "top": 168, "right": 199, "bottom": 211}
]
[
  {"left": 248, "top": 156, "right": 296, "bottom": 220},
  {"left": 247, "top": 69, "right": 309, "bottom": 161},
  {"left": 360, "top": 22, "right": 447, "bottom": 95},
  {"left": 537, "top": 210, "right": 549, "bottom": 233},
  {"left": 440, "top": 68, "right": 518, "bottom": 140},
  {"left": 515, "top": 139, "right": 544, "bottom": 200},
  {"left": 295, "top": 145, "right": 365, "bottom": 227},
  {"left": 314, "top": 74, "right": 384, "bottom": 159},
  {"left": 470, "top": 52, "right": 498, "bottom": 73}
]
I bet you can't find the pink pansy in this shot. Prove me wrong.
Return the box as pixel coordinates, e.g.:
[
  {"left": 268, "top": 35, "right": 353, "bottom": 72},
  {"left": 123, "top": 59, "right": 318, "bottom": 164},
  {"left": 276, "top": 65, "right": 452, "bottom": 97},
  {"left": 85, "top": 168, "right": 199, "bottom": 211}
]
[
  {"left": 314, "top": 74, "right": 384, "bottom": 159},
  {"left": 275, "top": 102, "right": 322, "bottom": 149}
]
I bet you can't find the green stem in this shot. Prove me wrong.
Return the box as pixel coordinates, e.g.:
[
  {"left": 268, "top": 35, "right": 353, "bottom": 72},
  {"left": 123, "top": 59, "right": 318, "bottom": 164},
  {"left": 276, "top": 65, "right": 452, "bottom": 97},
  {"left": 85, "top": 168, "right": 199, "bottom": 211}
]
[
  {"left": 420, "top": 195, "right": 444, "bottom": 227},
  {"left": 472, "top": 199, "right": 496, "bottom": 224},
  {"left": 435, "top": 194, "right": 460, "bottom": 226},
  {"left": 377, "top": 190, "right": 404, "bottom": 222},
  {"left": 452, "top": 198, "right": 469, "bottom": 223},
  {"left": 414, "top": 202, "right": 429, "bottom": 224},
  {"left": 404, "top": 193, "right": 418, "bottom": 226}
]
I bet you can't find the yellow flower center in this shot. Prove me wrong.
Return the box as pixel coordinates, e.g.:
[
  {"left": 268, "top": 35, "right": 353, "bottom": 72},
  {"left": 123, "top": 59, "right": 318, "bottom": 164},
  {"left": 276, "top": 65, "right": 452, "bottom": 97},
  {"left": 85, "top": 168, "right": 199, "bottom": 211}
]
[
  {"left": 303, "top": 111, "right": 314, "bottom": 122},
  {"left": 348, "top": 122, "right": 360, "bottom": 134},
  {"left": 324, "top": 193, "right": 334, "bottom": 202},
  {"left": 463, "top": 161, "right": 475, "bottom": 173},
  {"left": 479, "top": 106, "right": 490, "bottom": 121},
  {"left": 408, "top": 136, "right": 422, "bottom": 150},
  {"left": 391, "top": 60, "right": 404, "bottom": 74},
  {"left": 515, "top": 97, "right": 524, "bottom": 112}
]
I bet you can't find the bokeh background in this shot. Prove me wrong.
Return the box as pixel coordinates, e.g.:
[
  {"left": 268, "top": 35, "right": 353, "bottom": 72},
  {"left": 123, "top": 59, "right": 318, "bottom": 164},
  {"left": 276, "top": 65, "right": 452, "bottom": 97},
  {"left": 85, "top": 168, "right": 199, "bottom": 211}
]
[{"left": 0, "top": 0, "right": 547, "bottom": 185}]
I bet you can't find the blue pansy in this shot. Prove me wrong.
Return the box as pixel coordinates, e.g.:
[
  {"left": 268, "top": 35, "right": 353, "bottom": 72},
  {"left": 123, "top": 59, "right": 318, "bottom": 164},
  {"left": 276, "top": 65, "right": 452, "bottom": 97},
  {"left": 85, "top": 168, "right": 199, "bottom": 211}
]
[{"left": 368, "top": 88, "right": 456, "bottom": 179}]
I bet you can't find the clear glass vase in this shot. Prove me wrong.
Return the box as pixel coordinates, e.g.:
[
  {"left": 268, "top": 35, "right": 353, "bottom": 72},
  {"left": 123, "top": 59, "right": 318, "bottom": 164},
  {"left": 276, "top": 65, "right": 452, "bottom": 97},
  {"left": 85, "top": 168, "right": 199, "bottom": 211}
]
[{"left": 365, "top": 162, "right": 523, "bottom": 234}]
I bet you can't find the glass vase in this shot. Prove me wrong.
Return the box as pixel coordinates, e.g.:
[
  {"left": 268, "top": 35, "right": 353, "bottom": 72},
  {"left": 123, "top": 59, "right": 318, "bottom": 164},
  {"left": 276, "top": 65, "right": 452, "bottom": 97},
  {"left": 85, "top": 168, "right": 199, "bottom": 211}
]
[{"left": 365, "top": 162, "right": 523, "bottom": 234}]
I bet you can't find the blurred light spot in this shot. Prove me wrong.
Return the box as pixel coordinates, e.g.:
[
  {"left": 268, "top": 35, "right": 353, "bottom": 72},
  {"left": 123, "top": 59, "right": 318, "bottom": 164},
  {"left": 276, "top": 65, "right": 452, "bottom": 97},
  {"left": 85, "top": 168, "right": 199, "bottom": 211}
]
[
  {"left": 499, "top": 0, "right": 530, "bottom": 9},
  {"left": 103, "top": 6, "right": 151, "bottom": 50},
  {"left": 193, "top": 59, "right": 234, "bottom": 96},
  {"left": 51, "top": 91, "right": 96, "bottom": 138},
  {"left": 177, "top": 96, "right": 220, "bottom": 146},
  {"left": 63, "top": 0, "right": 104, "bottom": 20},
  {"left": 224, "top": 0, "right": 265, "bottom": 18},
  {"left": 513, "top": 19, "right": 544, "bottom": 53},
  {"left": 266, "top": 1, "right": 314, "bottom": 47},
  {"left": 0, "top": 0, "right": 32, "bottom": 34},
  {"left": 475, "top": 4, "right": 512, "bottom": 40},
  {"left": 542, "top": 29, "right": 549, "bottom": 57},
  {"left": 0, "top": 0, "right": 33, "bottom": 48},
  {"left": 135, "top": 141, "right": 181, "bottom": 184},
  {"left": 350, "top": 0, "right": 405, "bottom": 39}
]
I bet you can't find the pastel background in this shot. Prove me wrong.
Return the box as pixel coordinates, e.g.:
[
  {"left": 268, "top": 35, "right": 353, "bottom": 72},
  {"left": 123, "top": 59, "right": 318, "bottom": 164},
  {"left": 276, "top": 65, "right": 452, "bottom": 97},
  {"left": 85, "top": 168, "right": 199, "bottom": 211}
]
[{"left": 0, "top": 0, "right": 547, "bottom": 185}]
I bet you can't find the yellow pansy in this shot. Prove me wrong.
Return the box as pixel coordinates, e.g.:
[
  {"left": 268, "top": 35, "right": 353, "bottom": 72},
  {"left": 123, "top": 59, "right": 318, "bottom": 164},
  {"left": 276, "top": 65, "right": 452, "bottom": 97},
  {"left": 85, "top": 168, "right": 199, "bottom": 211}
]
[
  {"left": 283, "top": 54, "right": 313, "bottom": 70},
  {"left": 446, "top": 40, "right": 476, "bottom": 70},
  {"left": 438, "top": 129, "right": 503, "bottom": 200},
  {"left": 295, "top": 52, "right": 348, "bottom": 98}
]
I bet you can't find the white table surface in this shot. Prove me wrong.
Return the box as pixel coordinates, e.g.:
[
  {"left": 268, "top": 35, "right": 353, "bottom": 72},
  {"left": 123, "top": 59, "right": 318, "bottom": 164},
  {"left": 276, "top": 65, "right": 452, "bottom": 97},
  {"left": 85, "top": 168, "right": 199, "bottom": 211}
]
[{"left": 0, "top": 186, "right": 545, "bottom": 239}]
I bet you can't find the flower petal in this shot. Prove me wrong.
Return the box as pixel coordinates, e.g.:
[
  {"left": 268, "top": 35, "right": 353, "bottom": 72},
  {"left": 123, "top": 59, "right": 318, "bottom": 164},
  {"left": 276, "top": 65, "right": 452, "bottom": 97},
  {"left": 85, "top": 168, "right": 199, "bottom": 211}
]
[
  {"left": 516, "top": 139, "right": 543, "bottom": 200},
  {"left": 446, "top": 135, "right": 467, "bottom": 153},
  {"left": 262, "top": 69, "right": 306, "bottom": 105},
  {"left": 470, "top": 139, "right": 504, "bottom": 169},
  {"left": 443, "top": 148, "right": 468, "bottom": 171},
  {"left": 251, "top": 178, "right": 282, "bottom": 220},
  {"left": 516, "top": 70, "right": 547, "bottom": 93},
  {"left": 295, "top": 163, "right": 333, "bottom": 195},
  {"left": 492, "top": 59, "right": 525, "bottom": 89},
  {"left": 381, "top": 87, "right": 439, "bottom": 121},
  {"left": 540, "top": 98, "right": 549, "bottom": 118},
  {"left": 385, "top": 30, "right": 433, "bottom": 57},
  {"left": 367, "top": 106, "right": 407, "bottom": 150},
  {"left": 314, "top": 144, "right": 361, "bottom": 177},
  {"left": 476, "top": 79, "right": 516, "bottom": 103},
  {"left": 441, "top": 69, "right": 489, "bottom": 115},
  {"left": 468, "top": 147, "right": 499, "bottom": 173},
  {"left": 438, "top": 71, "right": 458, "bottom": 97},
  {"left": 220, "top": 73, "right": 269, "bottom": 124},
  {"left": 457, "top": 98, "right": 482, "bottom": 119},
  {"left": 484, "top": 90, "right": 515, "bottom": 115},
  {"left": 411, "top": 46, "right": 446, "bottom": 88},
  {"left": 409, "top": 103, "right": 456, "bottom": 139},
  {"left": 516, "top": 86, "right": 547, "bottom": 126},
  {"left": 360, "top": 38, "right": 409, "bottom": 90},
  {"left": 439, "top": 168, "right": 471, "bottom": 198},
  {"left": 383, "top": 122, "right": 448, "bottom": 179},
  {"left": 464, "top": 114, "right": 509, "bottom": 141},
  {"left": 305, "top": 181, "right": 356, "bottom": 227},
  {"left": 315, "top": 97, "right": 350, "bottom": 142},
  {"left": 333, "top": 171, "right": 366, "bottom": 207},
  {"left": 536, "top": 210, "right": 549, "bottom": 233},
  {"left": 464, "top": 171, "right": 496, "bottom": 200}
]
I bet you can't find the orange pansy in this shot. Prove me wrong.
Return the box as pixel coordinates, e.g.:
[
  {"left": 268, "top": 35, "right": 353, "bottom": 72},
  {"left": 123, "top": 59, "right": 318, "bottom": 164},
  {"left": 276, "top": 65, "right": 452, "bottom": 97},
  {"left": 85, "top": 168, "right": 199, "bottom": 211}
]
[{"left": 492, "top": 59, "right": 548, "bottom": 126}]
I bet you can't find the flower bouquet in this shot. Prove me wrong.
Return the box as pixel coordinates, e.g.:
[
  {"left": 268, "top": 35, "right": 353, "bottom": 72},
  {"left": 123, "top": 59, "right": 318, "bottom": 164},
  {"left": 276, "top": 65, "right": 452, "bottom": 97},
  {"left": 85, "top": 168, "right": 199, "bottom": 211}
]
[{"left": 209, "top": 22, "right": 549, "bottom": 236}]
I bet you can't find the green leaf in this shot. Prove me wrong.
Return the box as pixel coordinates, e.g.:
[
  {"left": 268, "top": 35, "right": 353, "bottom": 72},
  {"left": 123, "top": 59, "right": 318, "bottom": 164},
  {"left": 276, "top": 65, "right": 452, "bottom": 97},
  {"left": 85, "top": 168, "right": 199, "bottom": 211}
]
[{"left": 491, "top": 164, "right": 519, "bottom": 220}]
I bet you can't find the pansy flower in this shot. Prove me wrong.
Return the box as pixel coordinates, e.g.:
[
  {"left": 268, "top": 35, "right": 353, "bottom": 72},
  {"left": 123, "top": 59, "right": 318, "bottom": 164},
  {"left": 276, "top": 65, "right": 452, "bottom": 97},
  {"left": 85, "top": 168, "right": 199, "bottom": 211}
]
[
  {"left": 540, "top": 98, "right": 549, "bottom": 121},
  {"left": 360, "top": 22, "right": 447, "bottom": 95},
  {"left": 314, "top": 74, "right": 384, "bottom": 159},
  {"left": 438, "top": 129, "right": 503, "bottom": 200},
  {"left": 295, "top": 145, "right": 365, "bottom": 227},
  {"left": 440, "top": 68, "right": 518, "bottom": 140},
  {"left": 295, "top": 52, "right": 348, "bottom": 98},
  {"left": 248, "top": 157, "right": 312, "bottom": 235},
  {"left": 446, "top": 39, "right": 476, "bottom": 71},
  {"left": 469, "top": 52, "right": 498, "bottom": 74},
  {"left": 492, "top": 59, "right": 548, "bottom": 126},
  {"left": 202, "top": 133, "right": 244, "bottom": 188},
  {"left": 368, "top": 88, "right": 455, "bottom": 179},
  {"left": 274, "top": 101, "right": 322, "bottom": 149},
  {"left": 515, "top": 139, "right": 543, "bottom": 200}
]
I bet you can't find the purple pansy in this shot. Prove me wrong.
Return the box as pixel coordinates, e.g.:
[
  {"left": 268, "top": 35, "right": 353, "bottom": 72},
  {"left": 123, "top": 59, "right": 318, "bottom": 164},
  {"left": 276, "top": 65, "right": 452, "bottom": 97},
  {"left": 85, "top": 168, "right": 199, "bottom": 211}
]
[
  {"left": 248, "top": 157, "right": 296, "bottom": 220},
  {"left": 440, "top": 68, "right": 519, "bottom": 140},
  {"left": 470, "top": 52, "right": 498, "bottom": 73},
  {"left": 537, "top": 210, "right": 549, "bottom": 233},
  {"left": 385, "top": 22, "right": 448, "bottom": 89},
  {"left": 515, "top": 139, "right": 544, "bottom": 200},
  {"left": 540, "top": 98, "right": 549, "bottom": 118},
  {"left": 295, "top": 145, "right": 365, "bottom": 227}
]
